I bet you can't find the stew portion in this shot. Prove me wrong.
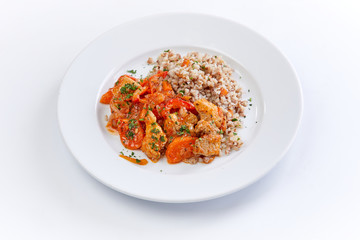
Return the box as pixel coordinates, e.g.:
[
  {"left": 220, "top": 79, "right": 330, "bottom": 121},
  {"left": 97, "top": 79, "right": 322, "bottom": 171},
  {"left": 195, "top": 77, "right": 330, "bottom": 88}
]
[{"left": 100, "top": 71, "right": 226, "bottom": 165}]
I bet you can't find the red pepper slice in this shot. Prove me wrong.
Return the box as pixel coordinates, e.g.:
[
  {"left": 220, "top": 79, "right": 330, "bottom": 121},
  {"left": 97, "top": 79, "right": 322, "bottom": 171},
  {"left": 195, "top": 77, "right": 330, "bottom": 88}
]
[{"left": 162, "top": 98, "right": 196, "bottom": 118}]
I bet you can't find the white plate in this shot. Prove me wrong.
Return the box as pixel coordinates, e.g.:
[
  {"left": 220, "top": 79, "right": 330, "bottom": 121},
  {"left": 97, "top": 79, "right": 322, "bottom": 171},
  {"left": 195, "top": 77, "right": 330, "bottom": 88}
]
[{"left": 58, "top": 13, "right": 303, "bottom": 203}]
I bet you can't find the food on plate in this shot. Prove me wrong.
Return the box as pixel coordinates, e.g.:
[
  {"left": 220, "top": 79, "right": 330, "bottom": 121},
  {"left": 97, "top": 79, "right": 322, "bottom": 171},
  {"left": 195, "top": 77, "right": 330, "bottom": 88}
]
[{"left": 100, "top": 50, "right": 247, "bottom": 165}]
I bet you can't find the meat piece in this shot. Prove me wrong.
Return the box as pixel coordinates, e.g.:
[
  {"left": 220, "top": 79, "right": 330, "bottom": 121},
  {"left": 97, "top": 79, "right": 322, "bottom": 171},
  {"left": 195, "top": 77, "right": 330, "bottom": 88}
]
[
  {"left": 193, "top": 134, "right": 222, "bottom": 156},
  {"left": 164, "top": 108, "right": 198, "bottom": 139},
  {"left": 194, "top": 99, "right": 223, "bottom": 128},
  {"left": 112, "top": 75, "right": 142, "bottom": 101},
  {"left": 108, "top": 75, "right": 142, "bottom": 122},
  {"left": 179, "top": 107, "right": 198, "bottom": 125},
  {"left": 163, "top": 113, "right": 179, "bottom": 138},
  {"left": 194, "top": 119, "right": 219, "bottom": 135},
  {"left": 141, "top": 111, "right": 167, "bottom": 162}
]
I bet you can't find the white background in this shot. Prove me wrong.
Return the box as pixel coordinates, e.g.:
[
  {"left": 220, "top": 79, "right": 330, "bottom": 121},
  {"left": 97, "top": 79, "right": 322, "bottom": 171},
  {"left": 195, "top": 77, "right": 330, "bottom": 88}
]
[{"left": 1, "top": 0, "right": 359, "bottom": 239}]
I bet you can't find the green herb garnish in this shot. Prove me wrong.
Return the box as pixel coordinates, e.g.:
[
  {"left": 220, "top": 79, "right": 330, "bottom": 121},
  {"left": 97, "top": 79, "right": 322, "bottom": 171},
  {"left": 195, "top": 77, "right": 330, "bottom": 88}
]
[
  {"left": 126, "top": 131, "right": 135, "bottom": 139},
  {"left": 124, "top": 83, "right": 138, "bottom": 91},
  {"left": 128, "top": 119, "right": 137, "bottom": 130},
  {"left": 120, "top": 87, "right": 127, "bottom": 94},
  {"left": 151, "top": 128, "right": 160, "bottom": 134}
]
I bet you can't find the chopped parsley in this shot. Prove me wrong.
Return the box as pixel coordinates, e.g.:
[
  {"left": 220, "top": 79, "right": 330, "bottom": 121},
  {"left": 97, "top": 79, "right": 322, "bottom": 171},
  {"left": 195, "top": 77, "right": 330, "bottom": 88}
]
[
  {"left": 120, "top": 87, "right": 127, "bottom": 94},
  {"left": 231, "top": 118, "right": 238, "bottom": 122},
  {"left": 179, "top": 90, "right": 185, "bottom": 96},
  {"left": 177, "top": 125, "right": 190, "bottom": 135},
  {"left": 136, "top": 159, "right": 141, "bottom": 163},
  {"left": 126, "top": 131, "right": 135, "bottom": 139},
  {"left": 151, "top": 128, "right": 160, "bottom": 134},
  {"left": 200, "top": 65, "right": 206, "bottom": 70},
  {"left": 125, "top": 93, "right": 133, "bottom": 99},
  {"left": 149, "top": 142, "right": 159, "bottom": 151},
  {"left": 233, "top": 132, "right": 237, "bottom": 135},
  {"left": 248, "top": 98, "right": 252, "bottom": 102},
  {"left": 160, "top": 136, "right": 165, "bottom": 142},
  {"left": 127, "top": 69, "right": 137, "bottom": 74},
  {"left": 139, "top": 118, "right": 144, "bottom": 121},
  {"left": 128, "top": 119, "right": 137, "bottom": 130},
  {"left": 164, "top": 49, "right": 170, "bottom": 52},
  {"left": 163, "top": 67, "right": 169, "bottom": 71},
  {"left": 124, "top": 83, "right": 138, "bottom": 91},
  {"left": 151, "top": 135, "right": 158, "bottom": 141}
]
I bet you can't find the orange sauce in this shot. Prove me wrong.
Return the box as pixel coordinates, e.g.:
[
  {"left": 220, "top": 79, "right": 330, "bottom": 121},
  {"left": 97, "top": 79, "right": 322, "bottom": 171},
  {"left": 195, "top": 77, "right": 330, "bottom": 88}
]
[{"left": 119, "top": 154, "right": 148, "bottom": 165}]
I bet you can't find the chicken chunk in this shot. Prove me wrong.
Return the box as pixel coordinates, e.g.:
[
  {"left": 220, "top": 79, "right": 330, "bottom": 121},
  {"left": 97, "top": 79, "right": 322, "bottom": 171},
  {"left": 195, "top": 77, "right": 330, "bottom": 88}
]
[
  {"left": 109, "top": 75, "right": 141, "bottom": 120},
  {"left": 164, "top": 109, "right": 198, "bottom": 140},
  {"left": 163, "top": 113, "right": 179, "bottom": 139},
  {"left": 194, "top": 99, "right": 223, "bottom": 128},
  {"left": 178, "top": 107, "right": 198, "bottom": 125},
  {"left": 112, "top": 75, "right": 142, "bottom": 101},
  {"left": 194, "top": 119, "right": 219, "bottom": 135},
  {"left": 141, "top": 111, "right": 167, "bottom": 162},
  {"left": 193, "top": 134, "right": 222, "bottom": 156}
]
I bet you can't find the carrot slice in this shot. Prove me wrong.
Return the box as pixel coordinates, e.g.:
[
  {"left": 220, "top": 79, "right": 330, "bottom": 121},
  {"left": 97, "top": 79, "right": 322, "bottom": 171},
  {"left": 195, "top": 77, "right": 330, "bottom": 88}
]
[
  {"left": 118, "top": 119, "right": 144, "bottom": 150},
  {"left": 220, "top": 88, "right": 228, "bottom": 96},
  {"left": 165, "top": 136, "right": 197, "bottom": 164},
  {"left": 181, "top": 59, "right": 190, "bottom": 67}
]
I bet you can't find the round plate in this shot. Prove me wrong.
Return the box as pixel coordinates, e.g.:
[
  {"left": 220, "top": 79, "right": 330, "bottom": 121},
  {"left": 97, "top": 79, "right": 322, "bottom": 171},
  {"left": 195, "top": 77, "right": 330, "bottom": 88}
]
[{"left": 58, "top": 13, "right": 303, "bottom": 203}]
